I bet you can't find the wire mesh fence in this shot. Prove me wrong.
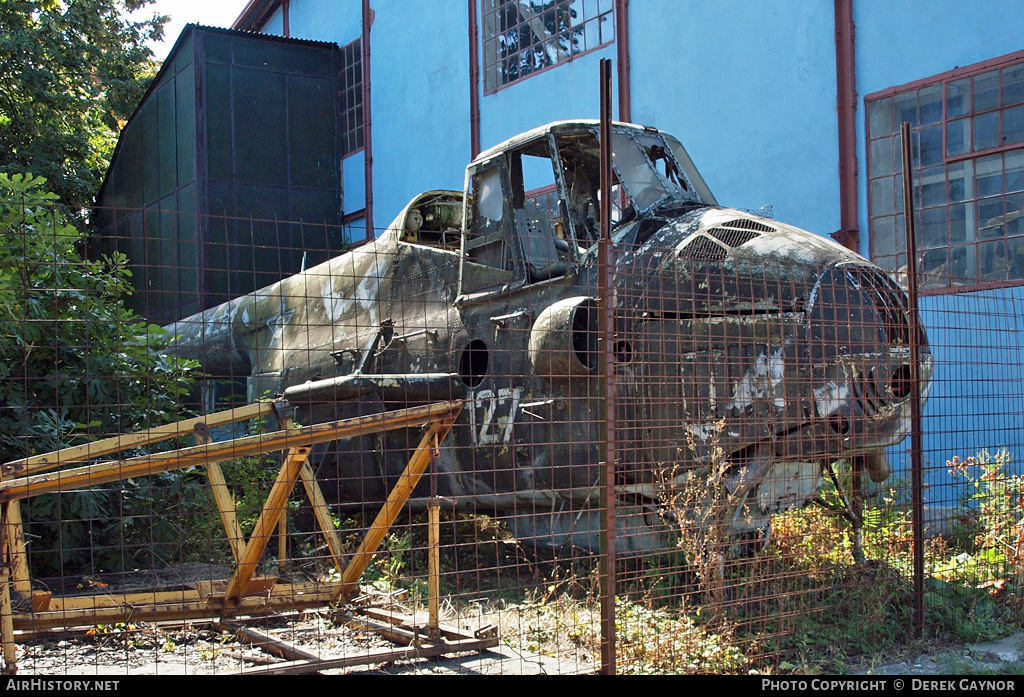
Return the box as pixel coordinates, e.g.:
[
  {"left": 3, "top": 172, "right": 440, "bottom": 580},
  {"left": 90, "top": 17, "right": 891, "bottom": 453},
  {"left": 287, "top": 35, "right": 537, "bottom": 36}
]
[{"left": 1, "top": 182, "right": 1023, "bottom": 675}]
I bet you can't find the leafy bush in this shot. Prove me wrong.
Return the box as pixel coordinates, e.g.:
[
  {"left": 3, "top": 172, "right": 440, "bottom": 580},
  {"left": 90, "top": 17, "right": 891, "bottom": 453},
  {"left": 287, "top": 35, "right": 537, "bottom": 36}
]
[
  {"left": 945, "top": 449, "right": 1024, "bottom": 578},
  {"left": 0, "top": 173, "right": 197, "bottom": 575}
]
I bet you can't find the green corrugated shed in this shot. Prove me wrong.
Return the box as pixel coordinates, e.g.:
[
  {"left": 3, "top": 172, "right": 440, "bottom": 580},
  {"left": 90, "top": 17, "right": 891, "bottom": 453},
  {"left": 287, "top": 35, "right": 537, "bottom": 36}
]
[{"left": 95, "top": 25, "right": 345, "bottom": 324}]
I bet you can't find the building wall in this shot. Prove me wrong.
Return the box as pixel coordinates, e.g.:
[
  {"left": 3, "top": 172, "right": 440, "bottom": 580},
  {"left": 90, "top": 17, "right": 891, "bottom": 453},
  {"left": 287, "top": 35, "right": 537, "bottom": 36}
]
[
  {"left": 853, "top": 0, "right": 1024, "bottom": 259},
  {"left": 851, "top": 1, "right": 1024, "bottom": 482},
  {"left": 276, "top": 0, "right": 361, "bottom": 44},
  {"left": 241, "top": 0, "right": 1024, "bottom": 494},
  {"left": 629, "top": 0, "right": 841, "bottom": 237},
  {"left": 897, "top": 288, "right": 1024, "bottom": 494},
  {"left": 477, "top": 36, "right": 617, "bottom": 154},
  {"left": 277, "top": 1, "right": 471, "bottom": 230},
  {"left": 369, "top": 0, "right": 472, "bottom": 226}
]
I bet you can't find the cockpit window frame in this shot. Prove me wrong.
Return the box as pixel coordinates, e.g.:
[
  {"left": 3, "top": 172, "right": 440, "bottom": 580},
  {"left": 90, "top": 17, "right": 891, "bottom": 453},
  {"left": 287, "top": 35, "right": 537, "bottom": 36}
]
[{"left": 608, "top": 128, "right": 708, "bottom": 214}]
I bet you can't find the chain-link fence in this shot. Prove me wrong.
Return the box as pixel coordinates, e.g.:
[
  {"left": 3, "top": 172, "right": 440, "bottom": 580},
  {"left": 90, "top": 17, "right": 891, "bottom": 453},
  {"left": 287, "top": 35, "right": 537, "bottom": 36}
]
[{"left": 1, "top": 179, "right": 1022, "bottom": 675}]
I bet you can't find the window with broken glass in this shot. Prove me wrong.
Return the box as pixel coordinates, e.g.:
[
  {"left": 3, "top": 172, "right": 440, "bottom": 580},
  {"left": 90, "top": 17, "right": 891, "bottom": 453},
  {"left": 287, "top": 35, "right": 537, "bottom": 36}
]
[
  {"left": 339, "top": 38, "right": 363, "bottom": 156},
  {"left": 482, "top": 0, "right": 615, "bottom": 94},
  {"left": 866, "top": 53, "right": 1024, "bottom": 290}
]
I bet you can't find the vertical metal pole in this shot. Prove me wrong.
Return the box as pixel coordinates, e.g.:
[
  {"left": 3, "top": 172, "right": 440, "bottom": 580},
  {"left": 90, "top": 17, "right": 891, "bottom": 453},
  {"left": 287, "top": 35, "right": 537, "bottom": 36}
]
[
  {"left": 467, "top": 0, "right": 481, "bottom": 159},
  {"left": 427, "top": 498, "right": 441, "bottom": 641},
  {"left": 614, "top": 0, "right": 631, "bottom": 123},
  {"left": 277, "top": 514, "right": 288, "bottom": 572},
  {"left": 597, "top": 57, "right": 617, "bottom": 676},
  {"left": 361, "top": 0, "right": 375, "bottom": 240},
  {"left": 832, "top": 0, "right": 860, "bottom": 252},
  {"left": 900, "top": 121, "right": 926, "bottom": 638}
]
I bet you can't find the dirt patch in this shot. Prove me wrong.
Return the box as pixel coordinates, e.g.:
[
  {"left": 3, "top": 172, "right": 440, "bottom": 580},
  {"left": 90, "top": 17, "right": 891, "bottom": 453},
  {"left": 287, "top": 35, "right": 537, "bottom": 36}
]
[
  {"left": 11, "top": 614, "right": 589, "bottom": 676},
  {"left": 852, "top": 633, "right": 1024, "bottom": 675}
]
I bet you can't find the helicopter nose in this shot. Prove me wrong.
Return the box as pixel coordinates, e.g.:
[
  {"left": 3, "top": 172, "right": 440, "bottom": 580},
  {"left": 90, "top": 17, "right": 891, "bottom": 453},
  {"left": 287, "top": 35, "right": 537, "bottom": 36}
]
[{"left": 806, "top": 262, "right": 932, "bottom": 439}]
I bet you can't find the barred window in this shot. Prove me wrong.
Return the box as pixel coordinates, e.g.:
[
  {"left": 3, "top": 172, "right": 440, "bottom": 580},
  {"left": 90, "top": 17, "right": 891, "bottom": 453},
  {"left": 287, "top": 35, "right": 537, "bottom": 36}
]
[
  {"left": 339, "top": 38, "right": 363, "bottom": 156},
  {"left": 482, "top": 0, "right": 614, "bottom": 94},
  {"left": 866, "top": 52, "right": 1024, "bottom": 290}
]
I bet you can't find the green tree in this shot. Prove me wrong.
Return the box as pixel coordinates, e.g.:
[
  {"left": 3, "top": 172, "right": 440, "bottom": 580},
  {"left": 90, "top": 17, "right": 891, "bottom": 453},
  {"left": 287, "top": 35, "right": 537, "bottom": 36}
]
[
  {"left": 0, "top": 172, "right": 197, "bottom": 574},
  {"left": 0, "top": 0, "right": 167, "bottom": 209}
]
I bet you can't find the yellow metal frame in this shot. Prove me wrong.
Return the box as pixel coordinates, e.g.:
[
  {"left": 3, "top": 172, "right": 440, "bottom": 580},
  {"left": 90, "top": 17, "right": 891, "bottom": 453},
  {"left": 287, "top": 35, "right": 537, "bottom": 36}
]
[{"left": 0, "top": 399, "right": 488, "bottom": 674}]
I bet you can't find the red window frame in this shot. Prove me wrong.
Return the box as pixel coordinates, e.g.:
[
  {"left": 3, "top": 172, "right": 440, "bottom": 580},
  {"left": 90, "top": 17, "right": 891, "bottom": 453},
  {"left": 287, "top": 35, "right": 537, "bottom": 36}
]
[
  {"left": 481, "top": 0, "right": 615, "bottom": 95},
  {"left": 865, "top": 50, "right": 1024, "bottom": 294}
]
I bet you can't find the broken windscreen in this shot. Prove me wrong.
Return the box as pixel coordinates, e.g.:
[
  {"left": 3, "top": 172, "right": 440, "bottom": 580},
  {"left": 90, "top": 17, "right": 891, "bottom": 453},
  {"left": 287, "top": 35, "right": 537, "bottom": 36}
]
[
  {"left": 553, "top": 126, "right": 713, "bottom": 241},
  {"left": 612, "top": 130, "right": 710, "bottom": 211}
]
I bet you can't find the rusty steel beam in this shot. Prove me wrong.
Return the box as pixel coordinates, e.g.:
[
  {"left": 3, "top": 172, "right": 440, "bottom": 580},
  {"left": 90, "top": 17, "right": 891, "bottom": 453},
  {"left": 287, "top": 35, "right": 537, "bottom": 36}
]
[
  {"left": 0, "top": 401, "right": 463, "bottom": 503},
  {"left": 832, "top": 0, "right": 859, "bottom": 252},
  {"left": 3, "top": 402, "right": 274, "bottom": 479},
  {"left": 900, "top": 121, "right": 926, "bottom": 639},
  {"left": 615, "top": 0, "right": 631, "bottom": 123},
  {"left": 361, "top": 0, "right": 375, "bottom": 239},
  {"left": 468, "top": 0, "right": 481, "bottom": 158},
  {"left": 597, "top": 56, "right": 617, "bottom": 677}
]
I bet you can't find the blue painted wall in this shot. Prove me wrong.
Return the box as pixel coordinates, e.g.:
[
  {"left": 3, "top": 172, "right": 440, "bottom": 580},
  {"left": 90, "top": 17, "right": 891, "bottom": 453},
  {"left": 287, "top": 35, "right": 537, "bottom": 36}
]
[
  {"left": 250, "top": 0, "right": 1024, "bottom": 500},
  {"left": 262, "top": 6, "right": 284, "bottom": 36},
  {"left": 478, "top": 43, "right": 617, "bottom": 151},
  {"left": 888, "top": 287, "right": 1024, "bottom": 502},
  {"left": 369, "top": 0, "right": 471, "bottom": 228},
  {"left": 283, "top": 0, "right": 361, "bottom": 45},
  {"left": 629, "top": 1, "right": 840, "bottom": 238},
  {"left": 850, "top": 0, "right": 1024, "bottom": 501},
  {"left": 343, "top": 150, "right": 365, "bottom": 212},
  {"left": 282, "top": 0, "right": 470, "bottom": 230},
  {"left": 853, "top": 0, "right": 1024, "bottom": 259}
]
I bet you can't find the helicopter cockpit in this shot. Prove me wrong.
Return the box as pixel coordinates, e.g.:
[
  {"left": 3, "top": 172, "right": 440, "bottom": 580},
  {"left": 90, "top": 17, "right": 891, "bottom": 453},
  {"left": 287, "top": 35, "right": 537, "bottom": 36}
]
[{"left": 460, "top": 122, "right": 717, "bottom": 295}]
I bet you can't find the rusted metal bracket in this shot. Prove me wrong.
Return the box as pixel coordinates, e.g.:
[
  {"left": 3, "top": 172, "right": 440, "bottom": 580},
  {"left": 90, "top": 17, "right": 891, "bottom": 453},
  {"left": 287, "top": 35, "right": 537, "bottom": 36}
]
[{"left": 0, "top": 398, "right": 466, "bottom": 674}]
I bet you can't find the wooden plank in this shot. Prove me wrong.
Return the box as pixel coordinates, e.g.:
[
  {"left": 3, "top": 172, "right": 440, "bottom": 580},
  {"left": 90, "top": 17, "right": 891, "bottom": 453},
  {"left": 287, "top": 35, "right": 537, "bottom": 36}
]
[
  {"left": 0, "top": 517, "right": 17, "bottom": 674},
  {"left": 333, "top": 415, "right": 458, "bottom": 602},
  {"left": 297, "top": 461, "right": 347, "bottom": 574},
  {"left": 205, "top": 461, "right": 244, "bottom": 562},
  {"left": 223, "top": 448, "right": 310, "bottom": 603},
  {"left": 2, "top": 502, "right": 30, "bottom": 598},
  {"left": 0, "top": 401, "right": 463, "bottom": 503},
  {"left": 217, "top": 622, "right": 320, "bottom": 662},
  {"left": 14, "top": 589, "right": 341, "bottom": 632},
  {"left": 2, "top": 402, "right": 274, "bottom": 478},
  {"left": 195, "top": 577, "right": 278, "bottom": 601},
  {"left": 427, "top": 499, "right": 441, "bottom": 639},
  {"left": 42, "top": 580, "right": 333, "bottom": 613},
  {"left": 234, "top": 637, "right": 496, "bottom": 675},
  {"left": 47, "top": 589, "right": 205, "bottom": 611},
  {"left": 266, "top": 581, "right": 341, "bottom": 598}
]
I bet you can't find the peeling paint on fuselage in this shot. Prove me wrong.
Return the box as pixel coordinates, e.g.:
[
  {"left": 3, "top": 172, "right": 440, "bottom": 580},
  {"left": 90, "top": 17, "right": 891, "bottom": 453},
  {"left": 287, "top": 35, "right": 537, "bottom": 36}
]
[
  {"left": 728, "top": 346, "right": 786, "bottom": 412},
  {"left": 166, "top": 123, "right": 932, "bottom": 552}
]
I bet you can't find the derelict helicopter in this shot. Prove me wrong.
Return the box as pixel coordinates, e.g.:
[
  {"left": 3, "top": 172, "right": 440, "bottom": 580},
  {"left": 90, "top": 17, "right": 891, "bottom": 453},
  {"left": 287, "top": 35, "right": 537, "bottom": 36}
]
[{"left": 169, "top": 120, "right": 932, "bottom": 553}]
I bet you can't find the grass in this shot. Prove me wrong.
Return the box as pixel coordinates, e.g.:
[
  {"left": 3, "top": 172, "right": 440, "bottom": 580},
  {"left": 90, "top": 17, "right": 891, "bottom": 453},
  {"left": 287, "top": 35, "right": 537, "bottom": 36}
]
[
  {"left": 156, "top": 442, "right": 1024, "bottom": 675},
  {"left": 427, "top": 449, "right": 1024, "bottom": 674}
]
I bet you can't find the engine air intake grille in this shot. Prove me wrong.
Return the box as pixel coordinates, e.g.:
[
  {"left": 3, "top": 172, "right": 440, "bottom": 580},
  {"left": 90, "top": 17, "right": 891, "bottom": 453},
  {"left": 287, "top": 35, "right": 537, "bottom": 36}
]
[
  {"left": 678, "top": 235, "right": 728, "bottom": 261},
  {"left": 720, "top": 218, "right": 776, "bottom": 233},
  {"left": 847, "top": 266, "right": 912, "bottom": 346},
  {"left": 708, "top": 227, "right": 761, "bottom": 248}
]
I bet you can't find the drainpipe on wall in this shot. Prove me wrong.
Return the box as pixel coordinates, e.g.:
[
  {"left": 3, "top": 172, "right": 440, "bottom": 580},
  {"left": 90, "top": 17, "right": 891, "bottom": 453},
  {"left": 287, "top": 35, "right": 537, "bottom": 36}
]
[
  {"left": 615, "top": 0, "right": 630, "bottom": 123},
  {"left": 469, "top": 0, "right": 481, "bottom": 159},
  {"left": 832, "top": 0, "right": 859, "bottom": 252},
  {"left": 362, "top": 0, "right": 375, "bottom": 239}
]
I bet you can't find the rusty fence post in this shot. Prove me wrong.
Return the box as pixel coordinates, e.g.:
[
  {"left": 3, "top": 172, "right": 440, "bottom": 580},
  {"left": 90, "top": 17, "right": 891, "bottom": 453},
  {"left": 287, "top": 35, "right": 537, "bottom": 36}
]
[
  {"left": 597, "top": 57, "right": 617, "bottom": 676},
  {"left": 900, "top": 121, "right": 926, "bottom": 639}
]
